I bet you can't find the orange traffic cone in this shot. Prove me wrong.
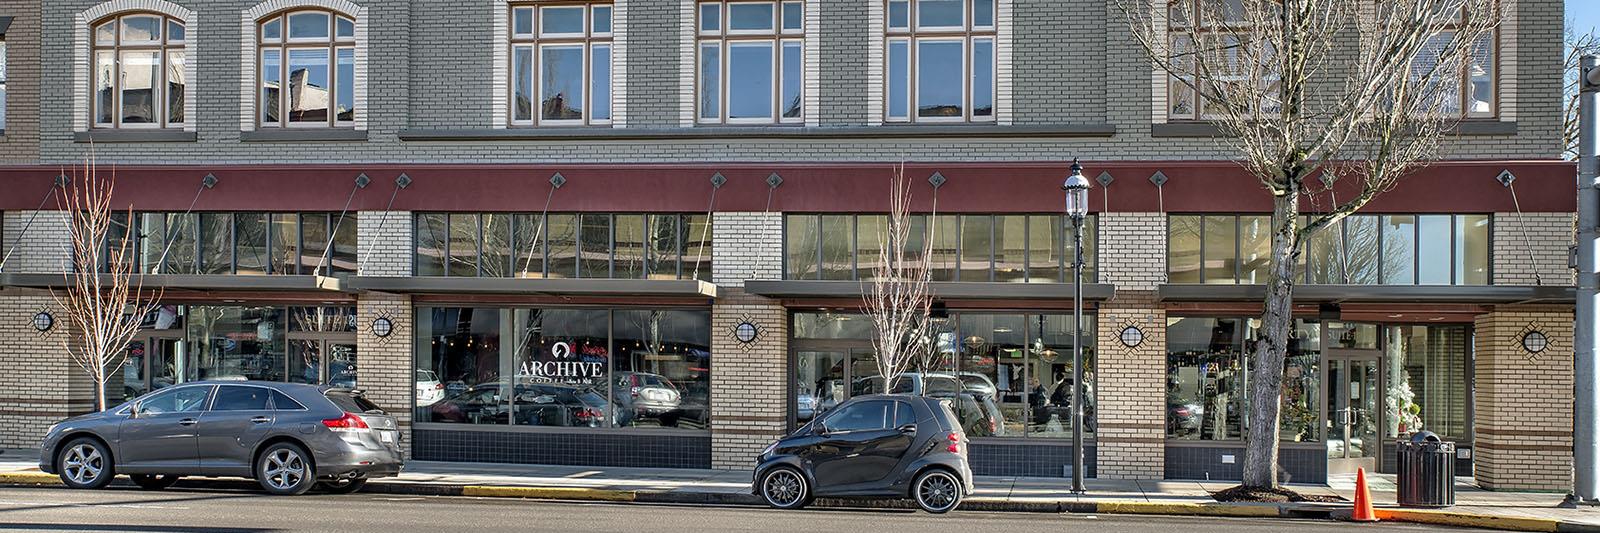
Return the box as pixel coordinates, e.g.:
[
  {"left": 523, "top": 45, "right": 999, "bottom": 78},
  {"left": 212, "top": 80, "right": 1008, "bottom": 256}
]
[{"left": 1351, "top": 467, "right": 1379, "bottom": 522}]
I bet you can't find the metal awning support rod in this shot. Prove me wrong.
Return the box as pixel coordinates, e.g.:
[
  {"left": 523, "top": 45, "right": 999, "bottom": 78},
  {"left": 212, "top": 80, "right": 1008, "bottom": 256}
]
[
  {"left": 314, "top": 174, "right": 370, "bottom": 277},
  {"left": 151, "top": 174, "right": 217, "bottom": 274},
  {"left": 356, "top": 174, "right": 412, "bottom": 276},
  {"left": 0, "top": 176, "right": 65, "bottom": 273}
]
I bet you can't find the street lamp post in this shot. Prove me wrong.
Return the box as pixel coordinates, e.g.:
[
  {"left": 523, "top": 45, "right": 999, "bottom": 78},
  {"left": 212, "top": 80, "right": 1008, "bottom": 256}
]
[{"left": 1063, "top": 159, "right": 1091, "bottom": 494}]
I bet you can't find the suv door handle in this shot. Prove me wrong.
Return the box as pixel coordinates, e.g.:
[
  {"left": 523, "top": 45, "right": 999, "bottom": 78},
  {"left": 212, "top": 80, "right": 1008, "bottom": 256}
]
[
  {"left": 251, "top": 416, "right": 271, "bottom": 424},
  {"left": 177, "top": 418, "right": 198, "bottom": 426}
]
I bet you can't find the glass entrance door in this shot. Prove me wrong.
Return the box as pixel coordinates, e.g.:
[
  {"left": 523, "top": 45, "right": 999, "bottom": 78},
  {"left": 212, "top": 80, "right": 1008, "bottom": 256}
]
[
  {"left": 1326, "top": 354, "right": 1381, "bottom": 475},
  {"left": 121, "top": 335, "right": 182, "bottom": 403}
]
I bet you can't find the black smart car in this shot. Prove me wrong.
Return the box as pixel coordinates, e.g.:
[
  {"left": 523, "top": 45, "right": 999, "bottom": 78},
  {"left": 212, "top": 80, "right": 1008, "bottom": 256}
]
[{"left": 752, "top": 394, "right": 974, "bottom": 513}]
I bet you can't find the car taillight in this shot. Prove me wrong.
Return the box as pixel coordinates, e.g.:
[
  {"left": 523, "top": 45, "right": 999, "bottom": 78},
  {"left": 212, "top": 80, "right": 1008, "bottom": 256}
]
[
  {"left": 946, "top": 432, "right": 961, "bottom": 453},
  {"left": 630, "top": 386, "right": 641, "bottom": 398},
  {"left": 577, "top": 408, "right": 602, "bottom": 420},
  {"left": 434, "top": 383, "right": 444, "bottom": 390},
  {"left": 322, "top": 412, "right": 370, "bottom": 432},
  {"left": 988, "top": 419, "right": 997, "bottom": 433}
]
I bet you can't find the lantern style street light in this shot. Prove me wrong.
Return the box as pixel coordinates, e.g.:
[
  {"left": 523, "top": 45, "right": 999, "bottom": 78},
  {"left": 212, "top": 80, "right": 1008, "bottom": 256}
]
[{"left": 1062, "top": 158, "right": 1091, "bottom": 494}]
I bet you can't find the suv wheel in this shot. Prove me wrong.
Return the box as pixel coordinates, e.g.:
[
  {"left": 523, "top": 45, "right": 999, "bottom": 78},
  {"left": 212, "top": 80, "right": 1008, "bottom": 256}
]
[
  {"left": 758, "top": 467, "right": 810, "bottom": 510},
  {"left": 56, "top": 438, "right": 113, "bottom": 489},
  {"left": 316, "top": 478, "right": 368, "bottom": 494},
  {"left": 256, "top": 442, "right": 315, "bottom": 496},
  {"left": 913, "top": 470, "right": 962, "bottom": 514},
  {"left": 129, "top": 474, "right": 181, "bottom": 490}
]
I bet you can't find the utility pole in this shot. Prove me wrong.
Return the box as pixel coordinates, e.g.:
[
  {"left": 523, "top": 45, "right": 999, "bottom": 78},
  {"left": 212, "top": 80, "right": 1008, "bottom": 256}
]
[{"left": 1573, "top": 54, "right": 1600, "bottom": 506}]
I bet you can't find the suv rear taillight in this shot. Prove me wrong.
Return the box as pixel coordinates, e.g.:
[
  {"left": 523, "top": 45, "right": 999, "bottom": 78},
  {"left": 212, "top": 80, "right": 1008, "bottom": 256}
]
[
  {"left": 322, "top": 412, "right": 370, "bottom": 432},
  {"left": 946, "top": 432, "right": 961, "bottom": 454}
]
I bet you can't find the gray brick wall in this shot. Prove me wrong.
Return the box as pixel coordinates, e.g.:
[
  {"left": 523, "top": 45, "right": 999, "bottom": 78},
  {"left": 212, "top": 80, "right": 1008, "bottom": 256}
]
[
  {"left": 0, "top": 0, "right": 1557, "bottom": 165},
  {"left": 0, "top": 0, "right": 41, "bottom": 164},
  {"left": 710, "top": 211, "right": 781, "bottom": 287},
  {"left": 1492, "top": 211, "right": 1574, "bottom": 286},
  {"left": 0, "top": 210, "right": 70, "bottom": 274},
  {"left": 357, "top": 209, "right": 412, "bottom": 276}
]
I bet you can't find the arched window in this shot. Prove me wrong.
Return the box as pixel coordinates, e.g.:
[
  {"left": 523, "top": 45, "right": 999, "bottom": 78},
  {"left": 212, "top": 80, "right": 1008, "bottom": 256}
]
[
  {"left": 92, "top": 13, "right": 186, "bottom": 128},
  {"left": 256, "top": 9, "right": 356, "bottom": 128}
]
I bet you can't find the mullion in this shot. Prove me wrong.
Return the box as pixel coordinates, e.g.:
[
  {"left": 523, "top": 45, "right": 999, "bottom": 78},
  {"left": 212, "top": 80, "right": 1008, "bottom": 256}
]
[{"left": 1233, "top": 215, "right": 1241, "bottom": 285}]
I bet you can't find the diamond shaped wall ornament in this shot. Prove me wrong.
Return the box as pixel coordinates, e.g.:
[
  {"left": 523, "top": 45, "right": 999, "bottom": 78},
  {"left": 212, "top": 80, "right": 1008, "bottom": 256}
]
[
  {"left": 354, "top": 173, "right": 371, "bottom": 188},
  {"left": 1496, "top": 169, "right": 1516, "bottom": 188},
  {"left": 549, "top": 172, "right": 567, "bottom": 189},
  {"left": 1096, "top": 171, "right": 1115, "bottom": 188},
  {"left": 396, "top": 173, "right": 413, "bottom": 189},
  {"left": 710, "top": 172, "right": 727, "bottom": 189},
  {"left": 767, "top": 173, "right": 784, "bottom": 189},
  {"left": 1148, "top": 171, "right": 1168, "bottom": 187},
  {"left": 202, "top": 173, "right": 219, "bottom": 189},
  {"left": 928, "top": 172, "right": 947, "bottom": 189},
  {"left": 54, "top": 174, "right": 70, "bottom": 188},
  {"left": 1319, "top": 172, "right": 1338, "bottom": 189}
]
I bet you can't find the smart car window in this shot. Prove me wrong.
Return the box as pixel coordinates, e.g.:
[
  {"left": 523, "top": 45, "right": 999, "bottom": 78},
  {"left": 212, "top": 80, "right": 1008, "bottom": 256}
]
[
  {"left": 212, "top": 385, "right": 270, "bottom": 411},
  {"left": 893, "top": 402, "right": 916, "bottom": 428},
  {"left": 825, "top": 400, "right": 890, "bottom": 432},
  {"left": 140, "top": 386, "right": 210, "bottom": 415}
]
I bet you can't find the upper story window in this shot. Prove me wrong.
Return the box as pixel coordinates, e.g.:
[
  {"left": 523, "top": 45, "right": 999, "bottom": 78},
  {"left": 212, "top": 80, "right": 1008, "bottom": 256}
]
[
  {"left": 1166, "top": 214, "right": 1489, "bottom": 286},
  {"left": 1415, "top": 11, "right": 1496, "bottom": 118},
  {"left": 510, "top": 2, "right": 613, "bottom": 126},
  {"left": 885, "top": 0, "right": 995, "bottom": 123},
  {"left": 1164, "top": 1, "right": 1280, "bottom": 121},
  {"left": 257, "top": 9, "right": 356, "bottom": 128},
  {"left": 92, "top": 13, "right": 187, "bottom": 128},
  {"left": 697, "top": 1, "right": 804, "bottom": 124},
  {"left": 414, "top": 213, "right": 711, "bottom": 281},
  {"left": 785, "top": 214, "right": 1096, "bottom": 283}
]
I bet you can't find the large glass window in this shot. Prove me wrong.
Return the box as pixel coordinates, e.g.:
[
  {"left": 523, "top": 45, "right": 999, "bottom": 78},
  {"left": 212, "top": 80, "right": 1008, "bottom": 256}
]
[
  {"left": 186, "top": 306, "right": 288, "bottom": 382},
  {"left": 1165, "top": 2, "right": 1281, "bottom": 121},
  {"left": 885, "top": 0, "right": 995, "bottom": 122},
  {"left": 1410, "top": 11, "right": 1497, "bottom": 118},
  {"left": 1384, "top": 325, "right": 1470, "bottom": 440},
  {"left": 785, "top": 214, "right": 1096, "bottom": 282},
  {"left": 258, "top": 9, "right": 357, "bottom": 128},
  {"left": 1169, "top": 214, "right": 1490, "bottom": 285},
  {"left": 418, "top": 307, "right": 712, "bottom": 431},
  {"left": 109, "top": 212, "right": 354, "bottom": 275},
  {"left": 509, "top": 2, "right": 613, "bottom": 126},
  {"left": 789, "top": 311, "right": 1094, "bottom": 438},
  {"left": 92, "top": 13, "right": 186, "bottom": 129},
  {"left": 415, "top": 213, "right": 710, "bottom": 279},
  {"left": 697, "top": 1, "right": 804, "bottom": 124},
  {"left": 1166, "top": 316, "right": 1322, "bottom": 442}
]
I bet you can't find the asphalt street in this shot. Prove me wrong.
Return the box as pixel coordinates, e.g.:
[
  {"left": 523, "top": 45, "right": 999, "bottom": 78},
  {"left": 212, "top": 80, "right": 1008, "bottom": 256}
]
[{"left": 0, "top": 486, "right": 1505, "bottom": 533}]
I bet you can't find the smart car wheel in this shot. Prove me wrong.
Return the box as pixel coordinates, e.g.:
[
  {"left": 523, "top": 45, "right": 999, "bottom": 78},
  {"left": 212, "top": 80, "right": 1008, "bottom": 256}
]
[
  {"left": 56, "top": 438, "right": 113, "bottom": 490},
  {"left": 129, "top": 474, "right": 180, "bottom": 490},
  {"left": 316, "top": 478, "right": 368, "bottom": 494},
  {"left": 913, "top": 470, "right": 963, "bottom": 514},
  {"left": 759, "top": 467, "right": 810, "bottom": 510},
  {"left": 256, "top": 442, "right": 316, "bottom": 496}
]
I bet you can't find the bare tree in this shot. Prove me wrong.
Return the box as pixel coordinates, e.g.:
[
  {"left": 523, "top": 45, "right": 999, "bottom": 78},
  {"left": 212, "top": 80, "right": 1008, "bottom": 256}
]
[
  {"left": 1565, "top": 24, "right": 1600, "bottom": 160},
  {"left": 53, "top": 153, "right": 162, "bottom": 411},
  {"left": 1116, "top": 0, "right": 1497, "bottom": 488},
  {"left": 863, "top": 165, "right": 939, "bottom": 393}
]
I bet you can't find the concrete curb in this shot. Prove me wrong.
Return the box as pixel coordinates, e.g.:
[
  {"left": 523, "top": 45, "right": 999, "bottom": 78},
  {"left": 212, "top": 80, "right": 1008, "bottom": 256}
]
[{"left": 1, "top": 474, "right": 1595, "bottom": 531}]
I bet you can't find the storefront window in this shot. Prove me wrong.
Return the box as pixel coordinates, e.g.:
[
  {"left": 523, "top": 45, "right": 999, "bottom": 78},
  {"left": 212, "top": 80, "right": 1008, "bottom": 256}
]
[
  {"left": 959, "top": 314, "right": 1025, "bottom": 435},
  {"left": 1385, "top": 325, "right": 1469, "bottom": 440},
  {"left": 417, "top": 307, "right": 712, "bottom": 431},
  {"left": 1025, "top": 314, "right": 1096, "bottom": 439},
  {"left": 417, "top": 213, "right": 710, "bottom": 280},
  {"left": 612, "top": 310, "right": 712, "bottom": 429},
  {"left": 1173, "top": 214, "right": 1490, "bottom": 286},
  {"left": 1166, "top": 317, "right": 1246, "bottom": 440},
  {"left": 417, "top": 307, "right": 507, "bottom": 425},
  {"left": 186, "top": 306, "right": 286, "bottom": 382},
  {"left": 1281, "top": 320, "right": 1321, "bottom": 442},
  {"left": 820, "top": 215, "right": 854, "bottom": 280}
]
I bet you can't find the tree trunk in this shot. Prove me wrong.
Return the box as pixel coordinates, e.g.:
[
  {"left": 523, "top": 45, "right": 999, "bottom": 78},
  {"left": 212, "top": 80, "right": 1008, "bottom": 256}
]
[
  {"left": 95, "top": 377, "right": 107, "bottom": 412},
  {"left": 1242, "top": 186, "right": 1301, "bottom": 488}
]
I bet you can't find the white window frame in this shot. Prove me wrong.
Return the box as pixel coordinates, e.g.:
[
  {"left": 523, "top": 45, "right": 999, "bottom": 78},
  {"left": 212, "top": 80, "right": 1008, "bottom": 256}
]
[
  {"left": 883, "top": 0, "right": 995, "bottom": 124},
  {"left": 508, "top": 1, "right": 614, "bottom": 127},
  {"left": 696, "top": 0, "right": 804, "bottom": 125}
]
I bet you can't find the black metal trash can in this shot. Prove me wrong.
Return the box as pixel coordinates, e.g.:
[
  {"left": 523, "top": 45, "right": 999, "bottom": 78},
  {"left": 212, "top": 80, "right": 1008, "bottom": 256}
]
[{"left": 1396, "top": 431, "right": 1456, "bottom": 508}]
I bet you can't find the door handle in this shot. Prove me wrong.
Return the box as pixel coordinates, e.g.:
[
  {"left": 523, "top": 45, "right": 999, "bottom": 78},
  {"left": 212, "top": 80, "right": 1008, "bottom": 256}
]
[
  {"left": 251, "top": 416, "right": 271, "bottom": 424},
  {"left": 178, "top": 418, "right": 198, "bottom": 426}
]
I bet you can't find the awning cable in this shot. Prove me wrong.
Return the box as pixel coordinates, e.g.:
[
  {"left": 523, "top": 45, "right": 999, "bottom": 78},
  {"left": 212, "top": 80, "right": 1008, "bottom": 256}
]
[
  {"left": 314, "top": 177, "right": 365, "bottom": 277},
  {"left": 518, "top": 186, "right": 558, "bottom": 277},
  {"left": 1506, "top": 182, "right": 1545, "bottom": 286},
  {"left": 152, "top": 178, "right": 212, "bottom": 274},
  {"left": 0, "top": 185, "right": 60, "bottom": 272},
  {"left": 357, "top": 177, "right": 409, "bottom": 276},
  {"left": 691, "top": 177, "right": 720, "bottom": 281}
]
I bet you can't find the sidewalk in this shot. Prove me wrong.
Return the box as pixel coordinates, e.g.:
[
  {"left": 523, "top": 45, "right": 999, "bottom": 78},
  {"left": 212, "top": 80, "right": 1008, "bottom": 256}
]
[{"left": 1, "top": 449, "right": 1596, "bottom": 531}]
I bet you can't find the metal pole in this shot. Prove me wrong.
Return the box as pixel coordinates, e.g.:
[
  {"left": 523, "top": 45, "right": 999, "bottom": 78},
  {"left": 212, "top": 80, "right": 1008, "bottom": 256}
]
[
  {"left": 1574, "top": 54, "right": 1600, "bottom": 505},
  {"left": 1072, "top": 215, "right": 1085, "bottom": 494}
]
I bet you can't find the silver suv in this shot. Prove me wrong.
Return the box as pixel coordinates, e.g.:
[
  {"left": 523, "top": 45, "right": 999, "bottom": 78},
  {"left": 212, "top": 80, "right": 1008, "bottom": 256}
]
[{"left": 39, "top": 381, "right": 402, "bottom": 495}]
